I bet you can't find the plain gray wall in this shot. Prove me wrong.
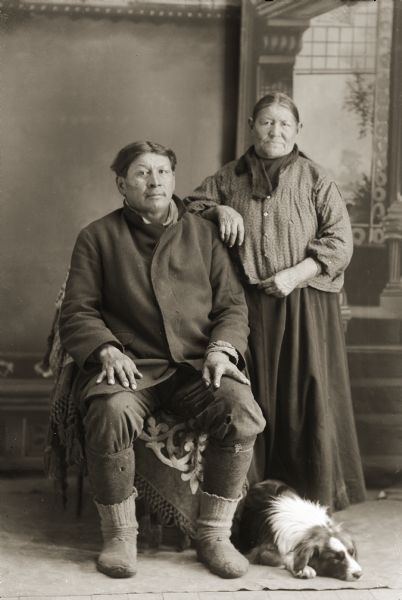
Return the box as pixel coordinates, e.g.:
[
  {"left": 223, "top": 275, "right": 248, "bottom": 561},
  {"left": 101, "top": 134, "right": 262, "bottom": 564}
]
[{"left": 1, "top": 13, "right": 240, "bottom": 354}]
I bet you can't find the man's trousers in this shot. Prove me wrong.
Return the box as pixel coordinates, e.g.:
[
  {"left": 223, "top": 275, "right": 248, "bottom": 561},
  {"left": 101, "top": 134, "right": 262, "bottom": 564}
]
[{"left": 83, "top": 367, "right": 266, "bottom": 504}]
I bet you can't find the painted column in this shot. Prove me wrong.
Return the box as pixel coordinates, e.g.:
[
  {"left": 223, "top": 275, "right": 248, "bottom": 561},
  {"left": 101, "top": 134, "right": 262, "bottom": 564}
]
[
  {"left": 380, "top": 0, "right": 402, "bottom": 316},
  {"left": 236, "top": 1, "right": 310, "bottom": 153}
]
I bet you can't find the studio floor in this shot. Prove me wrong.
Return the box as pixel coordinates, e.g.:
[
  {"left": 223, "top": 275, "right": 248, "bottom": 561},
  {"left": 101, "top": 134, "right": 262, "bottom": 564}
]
[{"left": 0, "top": 475, "right": 401, "bottom": 600}]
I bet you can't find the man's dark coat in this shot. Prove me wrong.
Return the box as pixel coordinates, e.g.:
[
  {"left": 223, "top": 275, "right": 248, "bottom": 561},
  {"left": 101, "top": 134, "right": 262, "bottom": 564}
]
[{"left": 59, "top": 200, "right": 249, "bottom": 392}]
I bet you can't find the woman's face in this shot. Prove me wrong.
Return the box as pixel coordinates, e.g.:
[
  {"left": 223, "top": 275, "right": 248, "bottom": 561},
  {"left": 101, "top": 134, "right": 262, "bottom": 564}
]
[{"left": 249, "top": 103, "right": 300, "bottom": 159}]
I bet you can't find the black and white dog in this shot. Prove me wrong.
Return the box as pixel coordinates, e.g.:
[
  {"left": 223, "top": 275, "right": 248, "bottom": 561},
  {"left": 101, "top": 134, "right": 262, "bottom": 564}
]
[{"left": 236, "top": 479, "right": 362, "bottom": 581}]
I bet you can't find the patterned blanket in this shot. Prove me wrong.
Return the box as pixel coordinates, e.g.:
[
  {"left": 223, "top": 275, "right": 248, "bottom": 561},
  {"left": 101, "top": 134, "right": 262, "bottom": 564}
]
[{"left": 41, "top": 280, "right": 208, "bottom": 537}]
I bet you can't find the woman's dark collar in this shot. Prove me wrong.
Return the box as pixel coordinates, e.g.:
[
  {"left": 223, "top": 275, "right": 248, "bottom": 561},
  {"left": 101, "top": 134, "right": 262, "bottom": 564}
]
[
  {"left": 234, "top": 144, "right": 303, "bottom": 176},
  {"left": 234, "top": 146, "right": 254, "bottom": 176}
]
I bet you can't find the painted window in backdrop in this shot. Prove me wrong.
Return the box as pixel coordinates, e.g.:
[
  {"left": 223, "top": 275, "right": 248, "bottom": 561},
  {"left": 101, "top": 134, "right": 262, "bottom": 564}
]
[{"left": 294, "top": 1, "right": 392, "bottom": 247}]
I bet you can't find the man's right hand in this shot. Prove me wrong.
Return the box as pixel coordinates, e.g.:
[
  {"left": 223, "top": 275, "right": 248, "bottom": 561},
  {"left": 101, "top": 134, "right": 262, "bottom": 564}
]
[
  {"left": 96, "top": 344, "right": 142, "bottom": 390},
  {"left": 214, "top": 206, "right": 245, "bottom": 248}
]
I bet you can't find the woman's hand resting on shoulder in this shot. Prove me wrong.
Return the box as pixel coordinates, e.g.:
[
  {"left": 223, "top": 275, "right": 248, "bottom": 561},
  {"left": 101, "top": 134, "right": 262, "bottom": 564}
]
[
  {"left": 214, "top": 206, "right": 245, "bottom": 248},
  {"left": 95, "top": 344, "right": 143, "bottom": 390}
]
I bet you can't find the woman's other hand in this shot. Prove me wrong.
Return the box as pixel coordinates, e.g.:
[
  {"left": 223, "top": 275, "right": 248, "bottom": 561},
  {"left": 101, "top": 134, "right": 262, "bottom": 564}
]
[
  {"left": 96, "top": 344, "right": 143, "bottom": 390},
  {"left": 259, "top": 268, "right": 299, "bottom": 297},
  {"left": 258, "top": 258, "right": 319, "bottom": 297},
  {"left": 215, "top": 206, "right": 245, "bottom": 248}
]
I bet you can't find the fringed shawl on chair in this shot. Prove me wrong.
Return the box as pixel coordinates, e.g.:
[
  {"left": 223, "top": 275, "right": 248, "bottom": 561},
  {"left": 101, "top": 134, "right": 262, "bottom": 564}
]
[{"left": 41, "top": 279, "right": 208, "bottom": 538}]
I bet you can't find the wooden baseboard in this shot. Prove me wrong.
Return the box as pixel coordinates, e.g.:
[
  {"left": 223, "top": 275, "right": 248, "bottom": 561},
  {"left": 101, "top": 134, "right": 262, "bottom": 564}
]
[{"left": 0, "top": 378, "right": 52, "bottom": 470}]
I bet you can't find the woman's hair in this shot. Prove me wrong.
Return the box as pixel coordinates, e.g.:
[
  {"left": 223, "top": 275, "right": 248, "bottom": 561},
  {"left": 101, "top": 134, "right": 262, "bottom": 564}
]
[
  {"left": 110, "top": 141, "right": 177, "bottom": 177},
  {"left": 252, "top": 92, "right": 300, "bottom": 124}
]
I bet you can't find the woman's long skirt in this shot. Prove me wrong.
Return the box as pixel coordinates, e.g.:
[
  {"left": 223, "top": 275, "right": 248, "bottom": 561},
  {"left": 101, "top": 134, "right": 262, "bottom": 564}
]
[{"left": 245, "top": 285, "right": 366, "bottom": 511}]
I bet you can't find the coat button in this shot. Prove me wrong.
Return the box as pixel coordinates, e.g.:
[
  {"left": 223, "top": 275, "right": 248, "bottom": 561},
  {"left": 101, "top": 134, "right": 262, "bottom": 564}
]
[
  {"left": 263, "top": 211, "right": 269, "bottom": 217},
  {"left": 266, "top": 195, "right": 271, "bottom": 200}
]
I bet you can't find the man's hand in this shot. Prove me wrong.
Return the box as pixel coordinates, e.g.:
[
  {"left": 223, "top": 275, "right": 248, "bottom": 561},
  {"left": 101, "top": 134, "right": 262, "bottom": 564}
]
[
  {"left": 96, "top": 344, "right": 142, "bottom": 390},
  {"left": 202, "top": 351, "right": 250, "bottom": 389},
  {"left": 215, "top": 206, "right": 245, "bottom": 248}
]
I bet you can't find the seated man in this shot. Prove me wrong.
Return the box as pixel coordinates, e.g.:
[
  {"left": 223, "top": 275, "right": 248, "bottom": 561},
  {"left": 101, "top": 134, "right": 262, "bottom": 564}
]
[{"left": 59, "top": 141, "right": 265, "bottom": 580}]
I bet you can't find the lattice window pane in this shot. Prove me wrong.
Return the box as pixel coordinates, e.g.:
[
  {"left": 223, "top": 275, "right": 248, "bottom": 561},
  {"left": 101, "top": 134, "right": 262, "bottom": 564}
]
[
  {"left": 313, "top": 27, "right": 327, "bottom": 42},
  {"left": 341, "top": 29, "right": 353, "bottom": 43},
  {"left": 365, "top": 56, "right": 376, "bottom": 70},
  {"left": 328, "top": 27, "right": 339, "bottom": 42},
  {"left": 295, "top": 3, "right": 378, "bottom": 75},
  {"left": 326, "top": 57, "right": 339, "bottom": 69},
  {"left": 302, "top": 41, "right": 313, "bottom": 54},
  {"left": 296, "top": 56, "right": 312, "bottom": 70},
  {"left": 303, "top": 28, "right": 313, "bottom": 41},
  {"left": 327, "top": 43, "right": 340, "bottom": 57},
  {"left": 313, "top": 42, "right": 326, "bottom": 55},
  {"left": 312, "top": 56, "right": 326, "bottom": 69}
]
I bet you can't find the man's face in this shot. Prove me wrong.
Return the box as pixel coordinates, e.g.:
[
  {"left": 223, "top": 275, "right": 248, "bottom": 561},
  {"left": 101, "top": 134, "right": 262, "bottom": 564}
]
[
  {"left": 249, "top": 103, "right": 300, "bottom": 159},
  {"left": 117, "top": 152, "right": 175, "bottom": 223}
]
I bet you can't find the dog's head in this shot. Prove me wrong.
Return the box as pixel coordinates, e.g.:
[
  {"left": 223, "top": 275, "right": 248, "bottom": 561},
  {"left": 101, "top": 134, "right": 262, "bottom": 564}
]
[{"left": 293, "top": 525, "right": 362, "bottom": 581}]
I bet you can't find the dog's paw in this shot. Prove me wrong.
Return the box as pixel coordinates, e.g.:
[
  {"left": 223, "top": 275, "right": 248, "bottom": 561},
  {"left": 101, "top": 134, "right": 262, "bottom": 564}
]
[
  {"left": 250, "top": 544, "right": 283, "bottom": 567},
  {"left": 295, "top": 565, "right": 317, "bottom": 579}
]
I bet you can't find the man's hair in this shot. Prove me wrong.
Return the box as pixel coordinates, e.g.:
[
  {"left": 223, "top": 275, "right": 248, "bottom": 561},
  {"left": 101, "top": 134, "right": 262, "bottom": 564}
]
[{"left": 110, "top": 141, "right": 177, "bottom": 178}]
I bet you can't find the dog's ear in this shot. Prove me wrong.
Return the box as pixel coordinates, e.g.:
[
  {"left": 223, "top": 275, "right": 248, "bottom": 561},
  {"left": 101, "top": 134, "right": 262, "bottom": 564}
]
[
  {"left": 335, "top": 527, "right": 358, "bottom": 559},
  {"left": 293, "top": 537, "right": 319, "bottom": 573},
  {"left": 341, "top": 531, "right": 358, "bottom": 560},
  {"left": 351, "top": 539, "right": 358, "bottom": 560}
]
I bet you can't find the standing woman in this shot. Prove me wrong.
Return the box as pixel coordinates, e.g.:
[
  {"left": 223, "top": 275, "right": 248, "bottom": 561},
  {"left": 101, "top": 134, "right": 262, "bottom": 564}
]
[{"left": 186, "top": 92, "right": 366, "bottom": 510}]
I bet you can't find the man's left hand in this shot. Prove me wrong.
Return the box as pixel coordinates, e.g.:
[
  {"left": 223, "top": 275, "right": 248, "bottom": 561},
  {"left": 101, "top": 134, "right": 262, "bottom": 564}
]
[{"left": 202, "top": 351, "right": 250, "bottom": 389}]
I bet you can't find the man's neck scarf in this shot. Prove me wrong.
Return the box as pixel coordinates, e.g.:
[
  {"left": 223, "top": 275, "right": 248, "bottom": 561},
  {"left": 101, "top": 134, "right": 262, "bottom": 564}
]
[{"left": 123, "top": 197, "right": 179, "bottom": 227}]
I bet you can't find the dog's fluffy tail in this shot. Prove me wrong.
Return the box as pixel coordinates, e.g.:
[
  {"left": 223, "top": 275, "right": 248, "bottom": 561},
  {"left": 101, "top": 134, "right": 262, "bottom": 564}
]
[
  {"left": 235, "top": 480, "right": 296, "bottom": 552},
  {"left": 244, "top": 479, "right": 295, "bottom": 509}
]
